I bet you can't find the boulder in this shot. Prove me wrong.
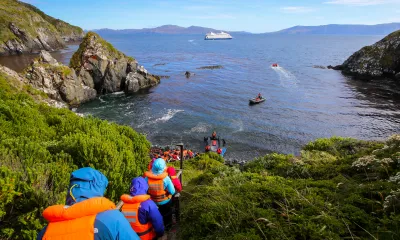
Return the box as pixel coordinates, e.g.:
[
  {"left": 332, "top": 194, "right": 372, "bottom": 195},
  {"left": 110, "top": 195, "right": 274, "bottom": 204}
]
[
  {"left": 39, "top": 50, "right": 58, "bottom": 65},
  {"left": 185, "top": 71, "right": 192, "bottom": 78},
  {"left": 70, "top": 32, "right": 159, "bottom": 94},
  {"left": 335, "top": 30, "right": 400, "bottom": 80},
  {"left": 396, "top": 72, "right": 400, "bottom": 80},
  {"left": 125, "top": 71, "right": 160, "bottom": 93}
]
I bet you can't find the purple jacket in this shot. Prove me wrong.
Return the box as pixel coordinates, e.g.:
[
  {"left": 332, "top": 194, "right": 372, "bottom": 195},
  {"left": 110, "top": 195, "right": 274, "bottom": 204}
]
[{"left": 130, "top": 177, "right": 165, "bottom": 237}]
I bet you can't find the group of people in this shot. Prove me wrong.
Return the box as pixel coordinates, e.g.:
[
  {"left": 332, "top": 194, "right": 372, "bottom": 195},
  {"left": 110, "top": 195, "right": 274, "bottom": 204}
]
[
  {"left": 151, "top": 148, "right": 198, "bottom": 162},
  {"left": 37, "top": 157, "right": 182, "bottom": 240}
]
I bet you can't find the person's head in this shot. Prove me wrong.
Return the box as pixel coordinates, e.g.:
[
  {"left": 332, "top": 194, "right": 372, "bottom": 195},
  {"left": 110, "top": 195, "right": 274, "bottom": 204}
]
[
  {"left": 152, "top": 158, "right": 167, "bottom": 175},
  {"left": 129, "top": 177, "right": 148, "bottom": 196},
  {"left": 212, "top": 131, "right": 216, "bottom": 137},
  {"left": 167, "top": 167, "right": 177, "bottom": 177},
  {"left": 66, "top": 167, "right": 108, "bottom": 206}
]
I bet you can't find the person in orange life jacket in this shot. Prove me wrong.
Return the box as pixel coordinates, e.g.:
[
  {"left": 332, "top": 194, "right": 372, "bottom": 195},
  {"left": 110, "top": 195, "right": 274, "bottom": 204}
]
[
  {"left": 121, "top": 177, "right": 164, "bottom": 240},
  {"left": 166, "top": 167, "right": 182, "bottom": 192},
  {"left": 144, "top": 158, "right": 175, "bottom": 229},
  {"left": 37, "top": 167, "right": 139, "bottom": 240}
]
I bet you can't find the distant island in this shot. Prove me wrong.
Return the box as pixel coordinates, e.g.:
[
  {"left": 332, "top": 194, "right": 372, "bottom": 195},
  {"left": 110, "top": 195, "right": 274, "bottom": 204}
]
[
  {"left": 94, "top": 25, "right": 250, "bottom": 35},
  {"left": 94, "top": 23, "right": 400, "bottom": 36},
  {"left": 268, "top": 23, "right": 400, "bottom": 35}
]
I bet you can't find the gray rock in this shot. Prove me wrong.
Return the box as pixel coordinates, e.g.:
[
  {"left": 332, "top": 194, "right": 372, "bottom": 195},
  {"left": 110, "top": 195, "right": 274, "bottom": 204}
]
[
  {"left": 24, "top": 55, "right": 97, "bottom": 106},
  {"left": 39, "top": 50, "right": 58, "bottom": 65},
  {"left": 338, "top": 30, "right": 400, "bottom": 80},
  {"left": 395, "top": 72, "right": 400, "bottom": 80},
  {"left": 70, "top": 32, "right": 160, "bottom": 94},
  {"left": 125, "top": 72, "right": 140, "bottom": 93}
]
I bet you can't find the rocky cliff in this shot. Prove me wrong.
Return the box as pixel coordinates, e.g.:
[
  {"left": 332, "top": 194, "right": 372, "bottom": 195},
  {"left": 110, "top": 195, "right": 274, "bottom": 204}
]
[
  {"left": 0, "top": 0, "right": 84, "bottom": 55},
  {"left": 24, "top": 51, "right": 96, "bottom": 106},
  {"left": 70, "top": 32, "right": 160, "bottom": 94},
  {"left": 333, "top": 30, "right": 400, "bottom": 80},
  {"left": 18, "top": 32, "right": 160, "bottom": 107}
]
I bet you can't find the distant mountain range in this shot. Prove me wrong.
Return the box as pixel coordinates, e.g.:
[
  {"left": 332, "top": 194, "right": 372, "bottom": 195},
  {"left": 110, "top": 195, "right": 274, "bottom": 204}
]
[
  {"left": 268, "top": 23, "right": 400, "bottom": 35},
  {"left": 93, "top": 23, "right": 400, "bottom": 36},
  {"left": 94, "top": 25, "right": 250, "bottom": 35}
]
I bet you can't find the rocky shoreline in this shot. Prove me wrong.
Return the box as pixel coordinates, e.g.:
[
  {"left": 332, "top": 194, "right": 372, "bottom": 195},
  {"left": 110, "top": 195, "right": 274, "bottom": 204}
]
[
  {"left": 329, "top": 30, "right": 400, "bottom": 81},
  {"left": 0, "top": 32, "right": 160, "bottom": 108}
]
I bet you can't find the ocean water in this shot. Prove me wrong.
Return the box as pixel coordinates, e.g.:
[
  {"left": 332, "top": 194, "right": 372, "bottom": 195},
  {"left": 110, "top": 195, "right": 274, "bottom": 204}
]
[{"left": 72, "top": 34, "right": 400, "bottom": 161}]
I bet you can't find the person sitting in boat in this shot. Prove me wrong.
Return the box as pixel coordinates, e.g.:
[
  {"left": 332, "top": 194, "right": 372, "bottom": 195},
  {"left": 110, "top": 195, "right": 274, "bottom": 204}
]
[
  {"left": 258, "top": 93, "right": 262, "bottom": 99},
  {"left": 211, "top": 131, "right": 218, "bottom": 140}
]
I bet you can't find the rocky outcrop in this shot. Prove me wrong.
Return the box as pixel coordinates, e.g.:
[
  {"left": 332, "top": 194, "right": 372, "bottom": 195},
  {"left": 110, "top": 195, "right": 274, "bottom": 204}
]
[
  {"left": 125, "top": 72, "right": 160, "bottom": 93},
  {"left": 0, "top": 65, "right": 68, "bottom": 109},
  {"left": 24, "top": 51, "right": 96, "bottom": 106},
  {"left": 70, "top": 32, "right": 160, "bottom": 94},
  {"left": 0, "top": 0, "right": 83, "bottom": 55},
  {"left": 197, "top": 65, "right": 224, "bottom": 70},
  {"left": 331, "top": 30, "right": 400, "bottom": 80}
]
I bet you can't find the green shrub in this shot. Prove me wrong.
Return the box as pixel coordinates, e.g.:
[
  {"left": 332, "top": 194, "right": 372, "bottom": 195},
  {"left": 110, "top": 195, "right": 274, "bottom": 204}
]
[
  {"left": 180, "top": 136, "right": 400, "bottom": 239},
  {"left": 0, "top": 72, "right": 150, "bottom": 239}
]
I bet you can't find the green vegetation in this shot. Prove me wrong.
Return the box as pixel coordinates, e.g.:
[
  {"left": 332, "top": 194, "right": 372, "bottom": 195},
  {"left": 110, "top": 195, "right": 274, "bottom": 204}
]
[
  {"left": 0, "top": 0, "right": 82, "bottom": 45},
  {"left": 180, "top": 137, "right": 400, "bottom": 239},
  {"left": 69, "top": 32, "right": 135, "bottom": 69},
  {"left": 0, "top": 70, "right": 150, "bottom": 239},
  {"left": 18, "top": 1, "right": 83, "bottom": 37}
]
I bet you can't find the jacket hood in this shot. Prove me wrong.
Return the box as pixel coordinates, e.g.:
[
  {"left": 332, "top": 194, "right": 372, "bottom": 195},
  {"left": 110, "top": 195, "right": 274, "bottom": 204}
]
[
  {"left": 66, "top": 167, "right": 108, "bottom": 206},
  {"left": 167, "top": 167, "right": 176, "bottom": 176},
  {"left": 130, "top": 177, "right": 148, "bottom": 196},
  {"left": 152, "top": 158, "right": 166, "bottom": 175}
]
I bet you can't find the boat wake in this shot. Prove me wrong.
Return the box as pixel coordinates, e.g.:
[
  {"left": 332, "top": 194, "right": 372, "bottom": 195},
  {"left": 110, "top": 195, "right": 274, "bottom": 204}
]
[{"left": 271, "top": 66, "right": 298, "bottom": 88}]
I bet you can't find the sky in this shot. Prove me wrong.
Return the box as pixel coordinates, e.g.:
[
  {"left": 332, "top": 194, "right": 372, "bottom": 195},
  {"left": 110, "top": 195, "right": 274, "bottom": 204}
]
[{"left": 21, "top": 0, "right": 400, "bottom": 33}]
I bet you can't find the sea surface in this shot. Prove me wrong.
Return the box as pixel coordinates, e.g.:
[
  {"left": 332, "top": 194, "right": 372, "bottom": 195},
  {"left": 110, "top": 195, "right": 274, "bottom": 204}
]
[{"left": 5, "top": 34, "right": 400, "bottom": 161}]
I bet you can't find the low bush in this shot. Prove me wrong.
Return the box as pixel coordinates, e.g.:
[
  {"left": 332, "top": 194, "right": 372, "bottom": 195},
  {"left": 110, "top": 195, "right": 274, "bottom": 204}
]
[{"left": 0, "top": 72, "right": 150, "bottom": 239}]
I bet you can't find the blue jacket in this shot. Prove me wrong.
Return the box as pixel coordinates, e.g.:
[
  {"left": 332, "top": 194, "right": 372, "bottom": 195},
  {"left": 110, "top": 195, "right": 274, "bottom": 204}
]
[
  {"left": 129, "top": 177, "right": 165, "bottom": 237},
  {"left": 144, "top": 158, "right": 175, "bottom": 205},
  {"left": 37, "top": 167, "right": 139, "bottom": 240}
]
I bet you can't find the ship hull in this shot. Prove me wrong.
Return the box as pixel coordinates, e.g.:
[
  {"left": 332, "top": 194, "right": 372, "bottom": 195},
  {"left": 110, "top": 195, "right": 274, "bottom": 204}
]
[{"left": 204, "top": 37, "right": 233, "bottom": 40}]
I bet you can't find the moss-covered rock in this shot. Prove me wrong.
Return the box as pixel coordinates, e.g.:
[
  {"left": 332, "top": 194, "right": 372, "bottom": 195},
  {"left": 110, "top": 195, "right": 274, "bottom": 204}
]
[
  {"left": 0, "top": 0, "right": 84, "bottom": 55},
  {"left": 338, "top": 30, "right": 400, "bottom": 80},
  {"left": 70, "top": 32, "right": 160, "bottom": 94},
  {"left": 23, "top": 50, "right": 96, "bottom": 107}
]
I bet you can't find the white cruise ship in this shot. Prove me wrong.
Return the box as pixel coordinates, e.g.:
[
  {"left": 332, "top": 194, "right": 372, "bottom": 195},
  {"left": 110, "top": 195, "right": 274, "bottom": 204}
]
[{"left": 204, "top": 32, "right": 233, "bottom": 40}]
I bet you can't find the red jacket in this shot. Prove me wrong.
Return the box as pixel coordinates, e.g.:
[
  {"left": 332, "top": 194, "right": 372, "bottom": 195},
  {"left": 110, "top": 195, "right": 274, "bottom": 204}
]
[{"left": 166, "top": 167, "right": 182, "bottom": 192}]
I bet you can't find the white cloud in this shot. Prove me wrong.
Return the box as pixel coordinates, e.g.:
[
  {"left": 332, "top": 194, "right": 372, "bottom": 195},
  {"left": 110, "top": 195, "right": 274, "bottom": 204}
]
[
  {"left": 281, "top": 7, "right": 316, "bottom": 13},
  {"left": 324, "top": 0, "right": 398, "bottom": 6}
]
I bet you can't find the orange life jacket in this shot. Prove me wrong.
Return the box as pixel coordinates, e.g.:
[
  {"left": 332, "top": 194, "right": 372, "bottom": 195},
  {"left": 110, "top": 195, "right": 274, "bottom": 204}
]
[
  {"left": 121, "top": 194, "right": 156, "bottom": 240},
  {"left": 42, "top": 197, "right": 116, "bottom": 240},
  {"left": 144, "top": 171, "right": 171, "bottom": 203}
]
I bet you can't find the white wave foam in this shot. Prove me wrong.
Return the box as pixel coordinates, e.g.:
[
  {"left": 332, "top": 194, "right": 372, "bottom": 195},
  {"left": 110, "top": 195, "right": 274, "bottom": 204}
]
[
  {"left": 185, "top": 122, "right": 211, "bottom": 134},
  {"left": 99, "top": 96, "right": 106, "bottom": 103},
  {"left": 155, "top": 109, "right": 184, "bottom": 123},
  {"left": 271, "top": 66, "right": 298, "bottom": 88},
  {"left": 231, "top": 119, "right": 244, "bottom": 132},
  {"left": 112, "top": 91, "right": 124, "bottom": 95},
  {"left": 188, "top": 39, "right": 195, "bottom": 42},
  {"left": 137, "top": 109, "right": 184, "bottom": 128}
]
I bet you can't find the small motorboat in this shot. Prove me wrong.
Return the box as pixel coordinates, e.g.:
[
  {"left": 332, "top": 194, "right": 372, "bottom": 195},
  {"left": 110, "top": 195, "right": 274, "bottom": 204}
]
[
  {"left": 272, "top": 63, "right": 279, "bottom": 67},
  {"left": 249, "top": 97, "right": 266, "bottom": 104}
]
